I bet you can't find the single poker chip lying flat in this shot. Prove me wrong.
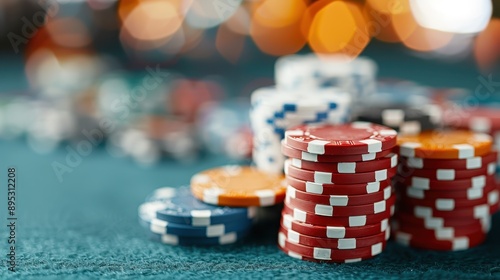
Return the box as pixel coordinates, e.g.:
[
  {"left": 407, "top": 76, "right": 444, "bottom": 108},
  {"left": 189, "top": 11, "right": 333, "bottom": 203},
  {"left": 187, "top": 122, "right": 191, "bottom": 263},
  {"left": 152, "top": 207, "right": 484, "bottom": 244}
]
[
  {"left": 190, "top": 165, "right": 286, "bottom": 207},
  {"left": 394, "top": 212, "right": 490, "bottom": 230},
  {"left": 281, "top": 215, "right": 389, "bottom": 238},
  {"left": 282, "top": 202, "right": 394, "bottom": 227},
  {"left": 281, "top": 141, "right": 393, "bottom": 163},
  {"left": 277, "top": 243, "right": 377, "bottom": 263},
  {"left": 286, "top": 185, "right": 393, "bottom": 206},
  {"left": 399, "top": 183, "right": 497, "bottom": 200},
  {"left": 392, "top": 220, "right": 490, "bottom": 239},
  {"left": 285, "top": 194, "right": 396, "bottom": 217},
  {"left": 145, "top": 229, "right": 249, "bottom": 246},
  {"left": 139, "top": 186, "right": 257, "bottom": 226},
  {"left": 393, "top": 228, "right": 486, "bottom": 251},
  {"left": 398, "top": 201, "right": 499, "bottom": 219},
  {"left": 278, "top": 233, "right": 387, "bottom": 260},
  {"left": 285, "top": 122, "right": 398, "bottom": 155},
  {"left": 278, "top": 227, "right": 390, "bottom": 250},
  {"left": 399, "top": 151, "right": 498, "bottom": 170},
  {"left": 397, "top": 130, "right": 492, "bottom": 159},
  {"left": 285, "top": 160, "right": 397, "bottom": 184},
  {"left": 398, "top": 162, "right": 496, "bottom": 181},
  {"left": 286, "top": 176, "right": 392, "bottom": 195},
  {"left": 399, "top": 190, "right": 499, "bottom": 211},
  {"left": 392, "top": 174, "right": 496, "bottom": 190},
  {"left": 289, "top": 153, "right": 398, "bottom": 173},
  {"left": 139, "top": 215, "right": 253, "bottom": 237}
]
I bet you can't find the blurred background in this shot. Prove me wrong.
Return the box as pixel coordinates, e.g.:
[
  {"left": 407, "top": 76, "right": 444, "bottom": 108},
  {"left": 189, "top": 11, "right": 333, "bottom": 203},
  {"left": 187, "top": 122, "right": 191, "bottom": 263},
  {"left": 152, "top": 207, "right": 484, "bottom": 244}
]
[{"left": 0, "top": 0, "right": 499, "bottom": 166}]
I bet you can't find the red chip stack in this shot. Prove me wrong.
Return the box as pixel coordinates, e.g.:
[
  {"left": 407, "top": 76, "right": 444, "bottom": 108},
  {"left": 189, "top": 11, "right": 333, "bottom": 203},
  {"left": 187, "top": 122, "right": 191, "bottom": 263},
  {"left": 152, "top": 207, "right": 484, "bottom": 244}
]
[
  {"left": 278, "top": 122, "right": 398, "bottom": 262},
  {"left": 393, "top": 130, "right": 499, "bottom": 250}
]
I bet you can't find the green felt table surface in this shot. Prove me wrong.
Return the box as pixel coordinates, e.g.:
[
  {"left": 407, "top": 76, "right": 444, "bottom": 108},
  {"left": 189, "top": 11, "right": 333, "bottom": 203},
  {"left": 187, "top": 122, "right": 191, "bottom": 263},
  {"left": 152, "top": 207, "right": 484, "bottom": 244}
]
[{"left": 0, "top": 140, "right": 499, "bottom": 279}]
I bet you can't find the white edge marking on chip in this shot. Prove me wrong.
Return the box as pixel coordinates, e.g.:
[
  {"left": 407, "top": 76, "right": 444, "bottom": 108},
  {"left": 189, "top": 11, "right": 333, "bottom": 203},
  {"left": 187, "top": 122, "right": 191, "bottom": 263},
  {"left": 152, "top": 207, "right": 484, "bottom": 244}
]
[
  {"left": 286, "top": 186, "right": 296, "bottom": 198},
  {"left": 400, "top": 142, "right": 421, "bottom": 157},
  {"left": 452, "top": 237, "right": 469, "bottom": 250},
  {"left": 326, "top": 226, "right": 346, "bottom": 238},
  {"left": 191, "top": 210, "right": 212, "bottom": 226},
  {"left": 315, "top": 204, "right": 333, "bottom": 216},
  {"left": 435, "top": 228, "right": 453, "bottom": 239},
  {"left": 452, "top": 144, "right": 474, "bottom": 159},
  {"left": 373, "top": 200, "right": 386, "bottom": 214},
  {"left": 472, "top": 176, "right": 486, "bottom": 188},
  {"left": 436, "top": 169, "right": 455, "bottom": 180},
  {"left": 362, "top": 153, "right": 376, "bottom": 161},
  {"left": 375, "top": 169, "right": 387, "bottom": 181},
  {"left": 255, "top": 189, "right": 276, "bottom": 206},
  {"left": 436, "top": 199, "right": 454, "bottom": 211},
  {"left": 344, "top": 258, "right": 362, "bottom": 263},
  {"left": 407, "top": 187, "right": 424, "bottom": 199},
  {"left": 313, "top": 247, "right": 331, "bottom": 260},
  {"left": 366, "top": 182, "right": 380, "bottom": 193},
  {"left": 407, "top": 157, "right": 423, "bottom": 168},
  {"left": 390, "top": 153, "right": 398, "bottom": 167},
  {"left": 330, "top": 195, "right": 348, "bottom": 206},
  {"left": 293, "top": 208, "right": 307, "bottom": 223},
  {"left": 349, "top": 216, "right": 367, "bottom": 227},
  {"left": 307, "top": 140, "right": 329, "bottom": 154},
  {"left": 359, "top": 139, "right": 382, "bottom": 153},
  {"left": 150, "top": 219, "right": 167, "bottom": 234},
  {"left": 473, "top": 205, "right": 488, "bottom": 218},
  {"left": 395, "top": 232, "right": 411, "bottom": 245},
  {"left": 314, "top": 171, "right": 332, "bottom": 184},
  {"left": 466, "top": 157, "right": 481, "bottom": 169},
  {"left": 415, "top": 206, "right": 432, "bottom": 218},
  {"left": 412, "top": 177, "right": 429, "bottom": 189},
  {"left": 207, "top": 224, "right": 225, "bottom": 237},
  {"left": 283, "top": 214, "right": 293, "bottom": 228},
  {"left": 488, "top": 162, "right": 496, "bottom": 174},
  {"left": 467, "top": 188, "right": 483, "bottom": 200},
  {"left": 291, "top": 158, "right": 302, "bottom": 168},
  {"left": 306, "top": 182, "right": 323, "bottom": 194},
  {"left": 338, "top": 162, "right": 356, "bottom": 173},
  {"left": 489, "top": 190, "right": 499, "bottom": 205},
  {"left": 278, "top": 232, "right": 286, "bottom": 247},
  {"left": 220, "top": 232, "right": 237, "bottom": 244},
  {"left": 383, "top": 186, "right": 391, "bottom": 199},
  {"left": 161, "top": 234, "right": 179, "bottom": 245},
  {"left": 371, "top": 243, "right": 383, "bottom": 255},
  {"left": 338, "top": 238, "right": 356, "bottom": 249},
  {"left": 302, "top": 151, "right": 318, "bottom": 162},
  {"left": 287, "top": 229, "right": 300, "bottom": 244}
]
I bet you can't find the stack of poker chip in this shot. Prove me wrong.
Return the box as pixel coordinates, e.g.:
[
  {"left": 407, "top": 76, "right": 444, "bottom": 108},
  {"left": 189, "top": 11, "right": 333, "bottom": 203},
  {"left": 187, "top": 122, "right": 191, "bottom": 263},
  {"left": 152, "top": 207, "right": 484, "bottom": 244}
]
[
  {"left": 138, "top": 186, "right": 256, "bottom": 246},
  {"left": 250, "top": 86, "right": 351, "bottom": 174},
  {"left": 354, "top": 105, "right": 438, "bottom": 135},
  {"left": 393, "top": 130, "right": 499, "bottom": 251},
  {"left": 278, "top": 122, "right": 399, "bottom": 263},
  {"left": 275, "top": 54, "right": 377, "bottom": 102}
]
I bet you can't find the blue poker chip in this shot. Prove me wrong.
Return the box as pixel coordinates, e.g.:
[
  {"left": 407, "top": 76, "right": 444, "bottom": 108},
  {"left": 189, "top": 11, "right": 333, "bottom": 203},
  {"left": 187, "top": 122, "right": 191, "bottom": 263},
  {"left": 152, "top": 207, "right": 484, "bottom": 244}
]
[
  {"left": 145, "top": 229, "right": 249, "bottom": 246},
  {"left": 140, "top": 186, "right": 256, "bottom": 226},
  {"left": 138, "top": 215, "right": 253, "bottom": 237}
]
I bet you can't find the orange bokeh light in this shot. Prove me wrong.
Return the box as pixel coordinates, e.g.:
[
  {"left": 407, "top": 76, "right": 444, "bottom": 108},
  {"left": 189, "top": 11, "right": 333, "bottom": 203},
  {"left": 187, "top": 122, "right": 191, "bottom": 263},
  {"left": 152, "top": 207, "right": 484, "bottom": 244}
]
[
  {"left": 308, "top": 1, "right": 370, "bottom": 58},
  {"left": 250, "top": 0, "right": 308, "bottom": 56}
]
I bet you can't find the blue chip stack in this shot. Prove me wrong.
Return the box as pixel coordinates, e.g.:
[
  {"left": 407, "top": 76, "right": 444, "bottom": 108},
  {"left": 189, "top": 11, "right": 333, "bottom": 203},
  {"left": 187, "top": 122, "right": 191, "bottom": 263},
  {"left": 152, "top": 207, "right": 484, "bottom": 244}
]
[
  {"left": 138, "top": 186, "right": 256, "bottom": 246},
  {"left": 250, "top": 86, "right": 351, "bottom": 174}
]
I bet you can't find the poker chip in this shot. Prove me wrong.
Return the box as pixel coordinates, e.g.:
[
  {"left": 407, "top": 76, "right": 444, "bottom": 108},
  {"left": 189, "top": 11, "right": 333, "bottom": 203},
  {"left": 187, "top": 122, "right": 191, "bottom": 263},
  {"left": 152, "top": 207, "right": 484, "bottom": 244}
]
[
  {"left": 399, "top": 151, "right": 498, "bottom": 170},
  {"left": 289, "top": 153, "right": 398, "bottom": 173},
  {"left": 398, "top": 162, "right": 496, "bottom": 181},
  {"left": 146, "top": 230, "right": 248, "bottom": 246},
  {"left": 285, "top": 194, "right": 395, "bottom": 217},
  {"left": 281, "top": 141, "right": 393, "bottom": 162},
  {"left": 400, "top": 189, "right": 499, "bottom": 211},
  {"left": 442, "top": 107, "right": 500, "bottom": 133},
  {"left": 139, "top": 214, "right": 253, "bottom": 238},
  {"left": 278, "top": 227, "right": 390, "bottom": 249},
  {"left": 285, "top": 160, "right": 397, "bottom": 184},
  {"left": 393, "top": 227, "right": 487, "bottom": 251},
  {"left": 278, "top": 233, "right": 386, "bottom": 261},
  {"left": 355, "top": 106, "right": 436, "bottom": 135},
  {"left": 286, "top": 176, "right": 392, "bottom": 196},
  {"left": 283, "top": 202, "right": 394, "bottom": 227},
  {"left": 393, "top": 174, "right": 495, "bottom": 190},
  {"left": 394, "top": 129, "right": 496, "bottom": 251},
  {"left": 190, "top": 165, "right": 287, "bottom": 207},
  {"left": 139, "top": 186, "right": 257, "bottom": 226},
  {"left": 278, "top": 245, "right": 375, "bottom": 263},
  {"left": 286, "top": 185, "right": 393, "bottom": 206},
  {"left": 285, "top": 122, "right": 398, "bottom": 155},
  {"left": 399, "top": 183, "right": 497, "bottom": 200},
  {"left": 397, "top": 130, "right": 492, "bottom": 159}
]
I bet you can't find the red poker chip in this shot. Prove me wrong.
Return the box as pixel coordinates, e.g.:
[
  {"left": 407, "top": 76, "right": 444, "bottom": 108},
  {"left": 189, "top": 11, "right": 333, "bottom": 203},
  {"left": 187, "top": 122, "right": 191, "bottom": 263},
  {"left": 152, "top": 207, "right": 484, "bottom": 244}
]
[
  {"left": 392, "top": 174, "right": 496, "bottom": 190},
  {"left": 399, "top": 189, "right": 498, "bottom": 211},
  {"left": 398, "top": 183, "right": 497, "bottom": 200},
  {"left": 287, "top": 185, "right": 393, "bottom": 206},
  {"left": 394, "top": 211, "right": 489, "bottom": 229},
  {"left": 393, "top": 228, "right": 486, "bottom": 251},
  {"left": 281, "top": 214, "right": 389, "bottom": 238},
  {"left": 392, "top": 220, "right": 488, "bottom": 238},
  {"left": 283, "top": 201, "right": 395, "bottom": 227},
  {"left": 277, "top": 244, "right": 377, "bottom": 263},
  {"left": 399, "top": 151, "right": 498, "bottom": 170},
  {"left": 287, "top": 176, "right": 392, "bottom": 196},
  {"left": 281, "top": 141, "right": 393, "bottom": 163},
  {"left": 289, "top": 153, "right": 398, "bottom": 173},
  {"left": 278, "top": 233, "right": 387, "bottom": 260},
  {"left": 278, "top": 226, "right": 390, "bottom": 249},
  {"left": 285, "top": 194, "right": 396, "bottom": 217},
  {"left": 285, "top": 122, "right": 398, "bottom": 155},
  {"left": 397, "top": 201, "right": 499, "bottom": 219},
  {"left": 285, "top": 161, "right": 397, "bottom": 184},
  {"left": 398, "top": 162, "right": 496, "bottom": 181}
]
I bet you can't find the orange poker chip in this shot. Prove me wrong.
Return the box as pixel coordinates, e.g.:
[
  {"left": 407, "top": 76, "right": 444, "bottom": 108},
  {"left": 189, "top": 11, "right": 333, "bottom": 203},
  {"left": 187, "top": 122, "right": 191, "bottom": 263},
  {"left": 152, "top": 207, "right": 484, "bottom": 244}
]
[
  {"left": 397, "top": 130, "right": 492, "bottom": 159},
  {"left": 190, "top": 165, "right": 286, "bottom": 207}
]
